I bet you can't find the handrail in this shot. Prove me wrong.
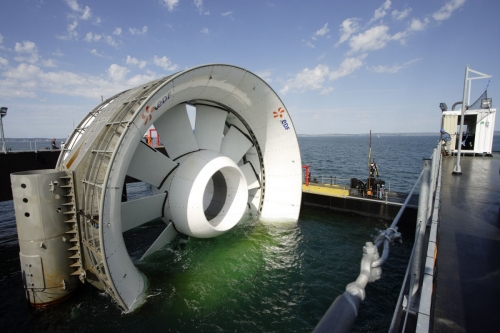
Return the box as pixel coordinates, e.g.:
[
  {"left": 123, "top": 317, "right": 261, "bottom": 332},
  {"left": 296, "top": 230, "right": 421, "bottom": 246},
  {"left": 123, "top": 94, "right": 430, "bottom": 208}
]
[
  {"left": 313, "top": 141, "right": 442, "bottom": 333},
  {"left": 390, "top": 141, "right": 442, "bottom": 332},
  {"left": 302, "top": 172, "right": 420, "bottom": 193},
  {"left": 388, "top": 223, "right": 421, "bottom": 333}
]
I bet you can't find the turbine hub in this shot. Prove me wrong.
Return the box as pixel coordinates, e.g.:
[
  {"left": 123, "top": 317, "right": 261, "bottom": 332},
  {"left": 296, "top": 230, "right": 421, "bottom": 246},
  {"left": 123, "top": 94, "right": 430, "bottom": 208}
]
[{"left": 165, "top": 150, "right": 248, "bottom": 238}]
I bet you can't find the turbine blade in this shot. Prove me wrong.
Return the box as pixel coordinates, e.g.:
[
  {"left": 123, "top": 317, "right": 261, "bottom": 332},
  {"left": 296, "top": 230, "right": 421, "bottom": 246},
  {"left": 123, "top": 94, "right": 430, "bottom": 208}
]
[
  {"left": 121, "top": 192, "right": 167, "bottom": 232},
  {"left": 240, "top": 162, "right": 260, "bottom": 189},
  {"left": 220, "top": 125, "right": 253, "bottom": 163},
  {"left": 194, "top": 105, "right": 228, "bottom": 152},
  {"left": 140, "top": 222, "right": 177, "bottom": 260},
  {"left": 154, "top": 104, "right": 199, "bottom": 160},
  {"left": 127, "top": 142, "right": 178, "bottom": 187}
]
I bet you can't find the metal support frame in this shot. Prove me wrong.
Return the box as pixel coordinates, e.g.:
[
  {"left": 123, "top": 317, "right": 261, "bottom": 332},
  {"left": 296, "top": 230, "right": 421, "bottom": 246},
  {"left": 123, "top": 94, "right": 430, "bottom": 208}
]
[
  {"left": 454, "top": 66, "right": 492, "bottom": 174},
  {"left": 0, "top": 106, "right": 7, "bottom": 154}
]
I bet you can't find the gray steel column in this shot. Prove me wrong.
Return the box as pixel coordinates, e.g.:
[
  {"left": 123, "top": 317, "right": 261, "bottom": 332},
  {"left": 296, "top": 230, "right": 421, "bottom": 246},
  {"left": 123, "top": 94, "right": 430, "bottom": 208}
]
[
  {"left": 427, "top": 149, "right": 437, "bottom": 223},
  {"left": 0, "top": 115, "right": 5, "bottom": 154},
  {"left": 453, "top": 65, "right": 469, "bottom": 175}
]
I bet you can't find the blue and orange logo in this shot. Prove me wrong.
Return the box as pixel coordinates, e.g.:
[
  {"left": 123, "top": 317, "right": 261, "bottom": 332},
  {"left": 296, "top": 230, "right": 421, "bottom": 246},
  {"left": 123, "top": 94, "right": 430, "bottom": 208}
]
[{"left": 273, "top": 107, "right": 290, "bottom": 130}]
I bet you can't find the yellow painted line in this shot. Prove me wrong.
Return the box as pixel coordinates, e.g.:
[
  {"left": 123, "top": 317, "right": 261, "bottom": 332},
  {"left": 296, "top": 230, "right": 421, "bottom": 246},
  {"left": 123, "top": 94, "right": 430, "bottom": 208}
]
[{"left": 302, "top": 184, "right": 349, "bottom": 198}]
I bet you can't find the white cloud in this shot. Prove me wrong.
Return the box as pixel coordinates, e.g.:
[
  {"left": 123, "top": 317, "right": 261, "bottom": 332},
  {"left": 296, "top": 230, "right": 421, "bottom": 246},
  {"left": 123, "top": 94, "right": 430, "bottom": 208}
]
[
  {"left": 102, "top": 35, "right": 118, "bottom": 47},
  {"left": 53, "top": 48, "right": 64, "bottom": 57},
  {"left": 160, "top": 0, "right": 179, "bottom": 12},
  {"left": 280, "top": 64, "right": 330, "bottom": 94},
  {"left": 314, "top": 23, "right": 330, "bottom": 37},
  {"left": 58, "top": 1, "right": 97, "bottom": 40},
  {"left": 84, "top": 32, "right": 97, "bottom": 42},
  {"left": 329, "top": 54, "right": 367, "bottom": 81},
  {"left": 390, "top": 16, "right": 430, "bottom": 45},
  {"left": 0, "top": 33, "right": 3, "bottom": 44},
  {"left": 433, "top": 0, "right": 465, "bottom": 21},
  {"left": 14, "top": 41, "right": 39, "bottom": 63},
  {"left": 126, "top": 71, "right": 159, "bottom": 87},
  {"left": 84, "top": 32, "right": 118, "bottom": 47},
  {"left": 4, "top": 63, "right": 41, "bottom": 80},
  {"left": 195, "top": 0, "right": 210, "bottom": 15},
  {"left": 369, "top": 58, "right": 422, "bottom": 73},
  {"left": 281, "top": 54, "right": 369, "bottom": 94},
  {"left": 41, "top": 59, "right": 57, "bottom": 68},
  {"left": 108, "top": 64, "right": 130, "bottom": 82},
  {"left": 68, "top": 20, "right": 78, "bottom": 32},
  {"left": 57, "top": 21, "right": 79, "bottom": 40},
  {"left": 113, "top": 27, "right": 122, "bottom": 35},
  {"left": 64, "top": 0, "right": 92, "bottom": 20},
  {"left": 129, "top": 26, "right": 148, "bottom": 35},
  {"left": 81, "top": 6, "right": 91, "bottom": 20},
  {"left": 391, "top": 30, "right": 408, "bottom": 45},
  {"left": 336, "top": 18, "right": 360, "bottom": 46},
  {"left": 303, "top": 40, "right": 315, "bottom": 48},
  {"left": 392, "top": 8, "right": 412, "bottom": 20},
  {"left": 0, "top": 57, "right": 8, "bottom": 67},
  {"left": 153, "top": 55, "right": 178, "bottom": 71},
  {"left": 15, "top": 41, "right": 37, "bottom": 54},
  {"left": 126, "top": 55, "right": 147, "bottom": 69},
  {"left": 90, "top": 49, "right": 103, "bottom": 57},
  {"left": 349, "top": 25, "right": 390, "bottom": 54},
  {"left": 65, "top": 0, "right": 80, "bottom": 12},
  {"left": 408, "top": 17, "right": 429, "bottom": 31},
  {"left": 221, "top": 11, "right": 233, "bottom": 19},
  {"left": 368, "top": 0, "right": 392, "bottom": 24},
  {"left": 0, "top": 63, "right": 159, "bottom": 100},
  {"left": 200, "top": 27, "right": 210, "bottom": 34},
  {"left": 320, "top": 87, "right": 334, "bottom": 95}
]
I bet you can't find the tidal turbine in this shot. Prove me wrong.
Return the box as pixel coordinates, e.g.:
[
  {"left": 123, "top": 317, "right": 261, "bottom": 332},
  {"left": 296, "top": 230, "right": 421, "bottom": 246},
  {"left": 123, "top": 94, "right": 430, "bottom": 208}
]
[{"left": 11, "top": 64, "right": 302, "bottom": 311}]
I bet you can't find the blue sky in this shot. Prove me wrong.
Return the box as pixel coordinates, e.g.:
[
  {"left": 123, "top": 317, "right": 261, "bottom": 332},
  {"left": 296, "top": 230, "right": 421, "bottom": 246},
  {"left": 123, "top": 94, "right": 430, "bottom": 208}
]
[{"left": 0, "top": 0, "right": 498, "bottom": 137}]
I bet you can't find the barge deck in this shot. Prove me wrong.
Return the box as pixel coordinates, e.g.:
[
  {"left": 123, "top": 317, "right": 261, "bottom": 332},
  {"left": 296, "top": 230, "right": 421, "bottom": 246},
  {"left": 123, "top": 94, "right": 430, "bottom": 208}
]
[{"left": 433, "top": 154, "right": 500, "bottom": 332}]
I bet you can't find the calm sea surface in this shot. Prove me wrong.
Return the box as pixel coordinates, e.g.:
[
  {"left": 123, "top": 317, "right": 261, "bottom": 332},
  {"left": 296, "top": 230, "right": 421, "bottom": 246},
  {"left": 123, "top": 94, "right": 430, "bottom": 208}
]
[{"left": 1, "top": 135, "right": 498, "bottom": 332}]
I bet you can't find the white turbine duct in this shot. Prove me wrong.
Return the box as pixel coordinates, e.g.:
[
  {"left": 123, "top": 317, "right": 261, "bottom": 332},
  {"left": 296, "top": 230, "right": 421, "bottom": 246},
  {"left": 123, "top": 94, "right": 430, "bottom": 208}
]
[{"left": 56, "top": 64, "right": 302, "bottom": 312}]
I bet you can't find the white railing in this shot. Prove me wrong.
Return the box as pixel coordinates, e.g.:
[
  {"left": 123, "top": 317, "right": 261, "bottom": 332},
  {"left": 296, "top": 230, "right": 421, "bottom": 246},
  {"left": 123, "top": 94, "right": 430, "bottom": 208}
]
[{"left": 313, "top": 142, "right": 442, "bottom": 333}]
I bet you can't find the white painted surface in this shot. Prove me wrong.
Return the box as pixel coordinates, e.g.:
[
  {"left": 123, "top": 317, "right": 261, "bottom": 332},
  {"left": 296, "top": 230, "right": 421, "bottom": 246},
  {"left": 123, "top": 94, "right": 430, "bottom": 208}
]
[{"left": 58, "top": 64, "right": 303, "bottom": 311}]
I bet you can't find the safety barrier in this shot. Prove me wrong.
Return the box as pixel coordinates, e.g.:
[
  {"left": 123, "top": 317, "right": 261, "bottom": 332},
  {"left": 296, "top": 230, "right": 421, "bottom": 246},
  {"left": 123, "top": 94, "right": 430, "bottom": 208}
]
[
  {"left": 313, "top": 142, "right": 442, "bottom": 333},
  {"left": 301, "top": 172, "right": 398, "bottom": 193}
]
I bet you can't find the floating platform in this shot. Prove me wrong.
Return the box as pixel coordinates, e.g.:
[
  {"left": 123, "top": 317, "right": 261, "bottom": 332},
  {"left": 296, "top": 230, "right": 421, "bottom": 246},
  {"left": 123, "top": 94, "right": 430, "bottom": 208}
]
[
  {"left": 301, "top": 182, "right": 418, "bottom": 225},
  {"left": 0, "top": 150, "right": 60, "bottom": 201}
]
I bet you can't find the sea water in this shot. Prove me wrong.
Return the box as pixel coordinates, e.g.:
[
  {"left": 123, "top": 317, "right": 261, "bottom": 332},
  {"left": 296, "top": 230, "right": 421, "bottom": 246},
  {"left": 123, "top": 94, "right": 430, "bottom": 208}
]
[{"left": 0, "top": 135, "right": 497, "bottom": 332}]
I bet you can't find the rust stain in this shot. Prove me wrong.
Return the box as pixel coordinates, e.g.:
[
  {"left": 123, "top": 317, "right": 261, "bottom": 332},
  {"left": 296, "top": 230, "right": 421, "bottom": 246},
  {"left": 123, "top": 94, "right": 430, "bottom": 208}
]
[{"left": 65, "top": 144, "right": 82, "bottom": 169}]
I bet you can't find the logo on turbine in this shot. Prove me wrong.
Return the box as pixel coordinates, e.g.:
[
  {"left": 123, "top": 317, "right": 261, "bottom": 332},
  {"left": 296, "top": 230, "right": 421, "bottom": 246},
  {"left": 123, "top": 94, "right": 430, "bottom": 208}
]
[
  {"left": 141, "top": 91, "right": 172, "bottom": 126},
  {"left": 273, "top": 107, "right": 290, "bottom": 130},
  {"left": 142, "top": 105, "right": 156, "bottom": 125},
  {"left": 273, "top": 107, "right": 285, "bottom": 118}
]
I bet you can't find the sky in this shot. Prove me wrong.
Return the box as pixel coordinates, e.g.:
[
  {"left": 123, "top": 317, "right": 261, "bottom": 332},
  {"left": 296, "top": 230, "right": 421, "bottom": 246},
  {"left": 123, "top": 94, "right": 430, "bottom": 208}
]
[{"left": 0, "top": 0, "right": 498, "bottom": 138}]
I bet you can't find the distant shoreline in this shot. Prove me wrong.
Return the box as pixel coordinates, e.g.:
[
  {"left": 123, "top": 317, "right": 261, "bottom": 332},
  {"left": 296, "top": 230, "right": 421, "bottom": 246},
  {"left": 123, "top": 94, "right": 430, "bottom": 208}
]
[
  {"left": 3, "top": 138, "right": 66, "bottom": 141},
  {"left": 4, "top": 131, "right": 500, "bottom": 140},
  {"left": 298, "top": 132, "right": 500, "bottom": 137},
  {"left": 297, "top": 133, "right": 439, "bottom": 137}
]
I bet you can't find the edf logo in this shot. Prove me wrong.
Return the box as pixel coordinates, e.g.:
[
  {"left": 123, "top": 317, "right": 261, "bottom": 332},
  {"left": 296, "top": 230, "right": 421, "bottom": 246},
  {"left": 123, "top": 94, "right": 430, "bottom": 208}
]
[{"left": 273, "top": 107, "right": 290, "bottom": 130}]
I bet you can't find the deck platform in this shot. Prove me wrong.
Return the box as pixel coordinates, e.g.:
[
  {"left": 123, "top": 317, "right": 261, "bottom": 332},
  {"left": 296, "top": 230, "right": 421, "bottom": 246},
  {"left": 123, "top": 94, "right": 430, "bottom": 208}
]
[
  {"left": 433, "top": 154, "right": 500, "bottom": 332},
  {"left": 301, "top": 182, "right": 418, "bottom": 224}
]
